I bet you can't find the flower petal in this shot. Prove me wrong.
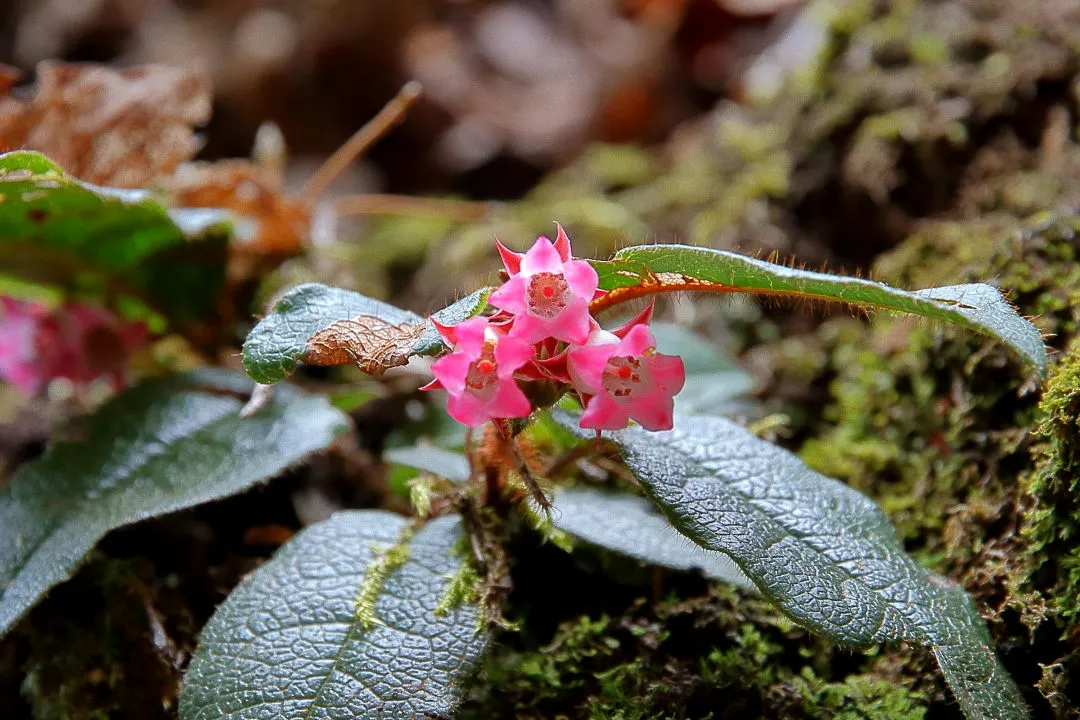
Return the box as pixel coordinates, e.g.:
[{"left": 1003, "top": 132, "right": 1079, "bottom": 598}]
[
  {"left": 488, "top": 274, "right": 529, "bottom": 316},
  {"left": 553, "top": 223, "right": 572, "bottom": 261},
  {"left": 451, "top": 316, "right": 489, "bottom": 355},
  {"left": 568, "top": 341, "right": 618, "bottom": 394},
  {"left": 505, "top": 313, "right": 552, "bottom": 345},
  {"left": 617, "top": 323, "right": 657, "bottom": 357},
  {"left": 446, "top": 391, "right": 491, "bottom": 427},
  {"left": 520, "top": 237, "right": 564, "bottom": 275},
  {"left": 628, "top": 388, "right": 676, "bottom": 431},
  {"left": 431, "top": 317, "right": 458, "bottom": 346},
  {"left": 495, "top": 334, "right": 537, "bottom": 374},
  {"left": 495, "top": 236, "right": 523, "bottom": 275},
  {"left": 556, "top": 297, "right": 594, "bottom": 345},
  {"left": 647, "top": 353, "right": 686, "bottom": 394},
  {"left": 562, "top": 259, "right": 599, "bottom": 299},
  {"left": 610, "top": 301, "right": 655, "bottom": 339},
  {"left": 488, "top": 380, "right": 532, "bottom": 419},
  {"left": 430, "top": 352, "right": 472, "bottom": 396},
  {"left": 579, "top": 392, "right": 631, "bottom": 430}
]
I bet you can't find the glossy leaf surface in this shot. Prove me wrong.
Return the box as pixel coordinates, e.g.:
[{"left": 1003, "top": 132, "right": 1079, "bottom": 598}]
[
  {"left": 0, "top": 150, "right": 229, "bottom": 322},
  {"left": 0, "top": 370, "right": 350, "bottom": 636}
]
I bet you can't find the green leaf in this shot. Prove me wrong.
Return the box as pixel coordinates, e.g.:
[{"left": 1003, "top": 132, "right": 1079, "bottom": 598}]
[
  {"left": 383, "top": 445, "right": 471, "bottom": 483},
  {"left": 0, "top": 369, "right": 350, "bottom": 637},
  {"left": 243, "top": 284, "right": 491, "bottom": 384},
  {"left": 557, "top": 412, "right": 1028, "bottom": 720},
  {"left": 179, "top": 512, "right": 488, "bottom": 720},
  {"left": 414, "top": 287, "right": 493, "bottom": 355},
  {"left": 591, "top": 244, "right": 1046, "bottom": 376},
  {"left": 0, "top": 150, "right": 229, "bottom": 322},
  {"left": 649, "top": 322, "right": 755, "bottom": 415},
  {"left": 553, "top": 488, "right": 754, "bottom": 589}
]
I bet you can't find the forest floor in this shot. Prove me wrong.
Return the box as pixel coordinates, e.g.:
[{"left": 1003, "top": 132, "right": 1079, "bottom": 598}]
[{"left": 1, "top": 0, "right": 1079, "bottom": 718}]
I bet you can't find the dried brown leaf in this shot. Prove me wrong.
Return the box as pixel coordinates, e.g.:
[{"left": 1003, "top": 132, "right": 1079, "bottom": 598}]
[
  {"left": 0, "top": 61, "right": 211, "bottom": 187},
  {"left": 305, "top": 316, "right": 426, "bottom": 376},
  {"left": 168, "top": 160, "right": 310, "bottom": 256}
]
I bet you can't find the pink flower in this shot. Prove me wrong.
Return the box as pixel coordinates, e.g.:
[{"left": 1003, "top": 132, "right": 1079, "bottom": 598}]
[
  {"left": 0, "top": 297, "right": 148, "bottom": 395},
  {"left": 488, "top": 225, "right": 599, "bottom": 345},
  {"left": 427, "top": 316, "right": 536, "bottom": 426},
  {"left": 568, "top": 323, "right": 685, "bottom": 431}
]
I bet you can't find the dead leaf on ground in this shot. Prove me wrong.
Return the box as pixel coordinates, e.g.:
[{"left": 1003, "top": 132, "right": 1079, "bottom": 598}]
[
  {"left": 0, "top": 61, "right": 211, "bottom": 187},
  {"left": 305, "top": 316, "right": 426, "bottom": 376},
  {"left": 168, "top": 159, "right": 310, "bottom": 256}
]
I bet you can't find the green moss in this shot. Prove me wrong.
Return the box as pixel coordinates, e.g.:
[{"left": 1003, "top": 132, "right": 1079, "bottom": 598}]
[
  {"left": 798, "top": 214, "right": 1080, "bottom": 557},
  {"left": 435, "top": 558, "right": 482, "bottom": 617},
  {"left": 793, "top": 670, "right": 926, "bottom": 720},
  {"left": 775, "top": 213, "right": 1080, "bottom": 710},
  {"left": 463, "top": 614, "right": 621, "bottom": 716},
  {"left": 355, "top": 533, "right": 413, "bottom": 630},
  {"left": 463, "top": 580, "right": 930, "bottom": 719},
  {"left": 699, "top": 625, "right": 783, "bottom": 688},
  {"left": 1023, "top": 339, "right": 1080, "bottom": 623}
]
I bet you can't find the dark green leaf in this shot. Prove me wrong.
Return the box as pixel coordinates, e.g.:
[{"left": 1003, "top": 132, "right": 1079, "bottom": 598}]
[
  {"left": 553, "top": 488, "right": 753, "bottom": 589},
  {"left": 0, "top": 150, "right": 229, "bottom": 322},
  {"left": 243, "top": 284, "right": 491, "bottom": 384},
  {"left": 0, "top": 369, "right": 350, "bottom": 637},
  {"left": 180, "top": 512, "right": 487, "bottom": 720},
  {"left": 592, "top": 244, "right": 1046, "bottom": 376},
  {"left": 557, "top": 411, "right": 1028, "bottom": 720},
  {"left": 649, "top": 322, "right": 755, "bottom": 415}
]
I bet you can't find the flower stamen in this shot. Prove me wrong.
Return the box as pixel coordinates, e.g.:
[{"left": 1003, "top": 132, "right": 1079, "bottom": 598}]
[{"left": 527, "top": 272, "right": 571, "bottom": 319}]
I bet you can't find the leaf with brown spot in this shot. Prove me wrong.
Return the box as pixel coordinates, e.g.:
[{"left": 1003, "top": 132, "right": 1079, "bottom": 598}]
[
  {"left": 305, "top": 315, "right": 427, "bottom": 376},
  {"left": 243, "top": 284, "right": 491, "bottom": 385}
]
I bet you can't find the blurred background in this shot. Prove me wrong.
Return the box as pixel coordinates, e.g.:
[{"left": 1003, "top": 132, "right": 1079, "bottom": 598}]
[{"left": 0, "top": 0, "right": 802, "bottom": 195}]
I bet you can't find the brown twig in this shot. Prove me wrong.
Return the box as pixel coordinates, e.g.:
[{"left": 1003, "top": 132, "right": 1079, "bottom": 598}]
[
  {"left": 329, "top": 193, "right": 491, "bottom": 223},
  {"left": 301, "top": 81, "right": 423, "bottom": 200},
  {"left": 496, "top": 421, "right": 552, "bottom": 514}
]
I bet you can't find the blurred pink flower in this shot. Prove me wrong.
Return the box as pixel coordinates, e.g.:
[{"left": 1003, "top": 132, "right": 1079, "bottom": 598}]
[
  {"left": 0, "top": 297, "right": 148, "bottom": 395},
  {"left": 568, "top": 322, "right": 685, "bottom": 431},
  {"left": 488, "top": 225, "right": 598, "bottom": 345},
  {"left": 427, "top": 315, "right": 535, "bottom": 426}
]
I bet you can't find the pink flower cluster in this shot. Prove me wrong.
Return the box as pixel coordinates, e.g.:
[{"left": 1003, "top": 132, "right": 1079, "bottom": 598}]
[
  {"left": 0, "top": 297, "right": 148, "bottom": 396},
  {"left": 425, "top": 227, "right": 685, "bottom": 431}
]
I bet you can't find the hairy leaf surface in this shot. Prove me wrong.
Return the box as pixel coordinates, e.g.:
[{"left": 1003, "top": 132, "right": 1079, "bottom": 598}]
[
  {"left": 557, "top": 412, "right": 1028, "bottom": 720},
  {"left": 180, "top": 512, "right": 487, "bottom": 720},
  {"left": 0, "top": 370, "right": 349, "bottom": 636},
  {"left": 243, "top": 284, "right": 490, "bottom": 384},
  {"left": 553, "top": 488, "right": 753, "bottom": 589},
  {"left": 0, "top": 150, "right": 229, "bottom": 322},
  {"left": 591, "top": 244, "right": 1046, "bottom": 375}
]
